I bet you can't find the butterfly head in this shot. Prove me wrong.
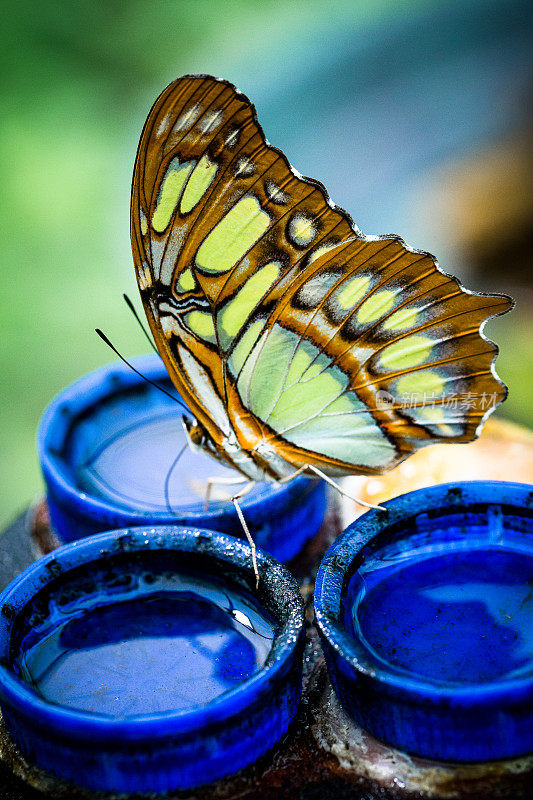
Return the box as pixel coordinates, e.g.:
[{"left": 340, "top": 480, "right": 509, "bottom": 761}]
[{"left": 182, "top": 415, "right": 209, "bottom": 453}]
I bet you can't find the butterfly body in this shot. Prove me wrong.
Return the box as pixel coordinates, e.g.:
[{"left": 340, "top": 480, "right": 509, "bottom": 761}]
[
  {"left": 131, "top": 75, "right": 511, "bottom": 483},
  {"left": 183, "top": 412, "right": 284, "bottom": 483}
]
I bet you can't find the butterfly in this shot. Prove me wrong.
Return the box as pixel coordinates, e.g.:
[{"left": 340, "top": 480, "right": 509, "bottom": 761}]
[{"left": 130, "top": 74, "right": 511, "bottom": 486}]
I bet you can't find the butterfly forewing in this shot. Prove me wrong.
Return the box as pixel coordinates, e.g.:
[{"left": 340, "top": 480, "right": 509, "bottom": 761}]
[{"left": 131, "top": 74, "right": 511, "bottom": 479}]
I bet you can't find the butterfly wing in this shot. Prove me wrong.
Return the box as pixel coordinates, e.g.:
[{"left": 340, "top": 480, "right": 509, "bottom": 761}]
[
  {"left": 223, "top": 238, "right": 510, "bottom": 476},
  {"left": 131, "top": 74, "right": 511, "bottom": 479},
  {"left": 131, "top": 76, "right": 255, "bottom": 446},
  {"left": 131, "top": 75, "right": 359, "bottom": 460}
]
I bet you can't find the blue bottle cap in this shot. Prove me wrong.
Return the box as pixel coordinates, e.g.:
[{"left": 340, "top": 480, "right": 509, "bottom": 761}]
[
  {"left": 314, "top": 481, "right": 533, "bottom": 762},
  {"left": 37, "top": 354, "right": 326, "bottom": 562},
  {"left": 0, "top": 526, "right": 305, "bottom": 793}
]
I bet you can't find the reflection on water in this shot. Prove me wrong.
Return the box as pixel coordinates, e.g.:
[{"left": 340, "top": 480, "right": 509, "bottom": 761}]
[
  {"left": 76, "top": 412, "right": 243, "bottom": 510},
  {"left": 68, "top": 378, "right": 263, "bottom": 511},
  {"left": 350, "top": 544, "right": 533, "bottom": 685},
  {"left": 17, "top": 570, "right": 276, "bottom": 717}
]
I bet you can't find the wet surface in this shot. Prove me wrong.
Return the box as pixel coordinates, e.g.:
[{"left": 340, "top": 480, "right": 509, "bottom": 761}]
[
  {"left": 350, "top": 543, "right": 533, "bottom": 685},
  {"left": 14, "top": 568, "right": 275, "bottom": 717},
  {"left": 67, "top": 379, "right": 265, "bottom": 513},
  {"left": 1, "top": 494, "right": 532, "bottom": 799}
]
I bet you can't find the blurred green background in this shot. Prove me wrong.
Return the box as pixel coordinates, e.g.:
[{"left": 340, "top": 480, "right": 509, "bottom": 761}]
[{"left": 1, "top": 0, "right": 532, "bottom": 527}]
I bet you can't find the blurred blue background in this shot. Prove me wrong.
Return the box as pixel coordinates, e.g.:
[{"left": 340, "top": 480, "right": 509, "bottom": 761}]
[{"left": 1, "top": 0, "right": 532, "bottom": 526}]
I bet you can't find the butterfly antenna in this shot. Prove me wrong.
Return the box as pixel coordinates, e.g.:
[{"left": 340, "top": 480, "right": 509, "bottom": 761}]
[
  {"left": 123, "top": 293, "right": 159, "bottom": 355},
  {"left": 95, "top": 328, "right": 188, "bottom": 410}
]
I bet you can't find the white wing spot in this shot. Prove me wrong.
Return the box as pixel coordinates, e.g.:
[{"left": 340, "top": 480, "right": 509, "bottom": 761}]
[
  {"left": 265, "top": 179, "right": 289, "bottom": 204},
  {"left": 138, "top": 262, "right": 152, "bottom": 290},
  {"left": 296, "top": 271, "right": 342, "bottom": 309},
  {"left": 225, "top": 128, "right": 240, "bottom": 148},
  {"left": 156, "top": 116, "right": 171, "bottom": 137},
  {"left": 198, "top": 109, "right": 223, "bottom": 134},
  {"left": 160, "top": 315, "right": 179, "bottom": 338},
  {"left": 235, "top": 157, "right": 255, "bottom": 177},
  {"left": 139, "top": 209, "right": 148, "bottom": 236},
  {"left": 176, "top": 104, "right": 200, "bottom": 131},
  {"left": 288, "top": 213, "right": 317, "bottom": 246}
]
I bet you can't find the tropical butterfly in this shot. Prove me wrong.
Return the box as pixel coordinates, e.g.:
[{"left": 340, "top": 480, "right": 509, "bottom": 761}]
[{"left": 130, "top": 74, "right": 511, "bottom": 491}]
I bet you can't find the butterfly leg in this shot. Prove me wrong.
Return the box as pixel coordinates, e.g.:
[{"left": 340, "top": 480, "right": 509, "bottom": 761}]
[
  {"left": 179, "top": 417, "right": 249, "bottom": 509},
  {"left": 307, "top": 465, "right": 385, "bottom": 511},
  {"left": 203, "top": 476, "right": 249, "bottom": 510},
  {"left": 231, "top": 482, "right": 260, "bottom": 589},
  {"left": 277, "top": 465, "right": 385, "bottom": 511},
  {"left": 275, "top": 465, "right": 309, "bottom": 484}
]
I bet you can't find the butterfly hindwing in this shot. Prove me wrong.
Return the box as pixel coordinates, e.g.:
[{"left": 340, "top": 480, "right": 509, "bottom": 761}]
[
  {"left": 131, "top": 74, "right": 511, "bottom": 479},
  {"left": 222, "top": 237, "right": 510, "bottom": 474}
]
